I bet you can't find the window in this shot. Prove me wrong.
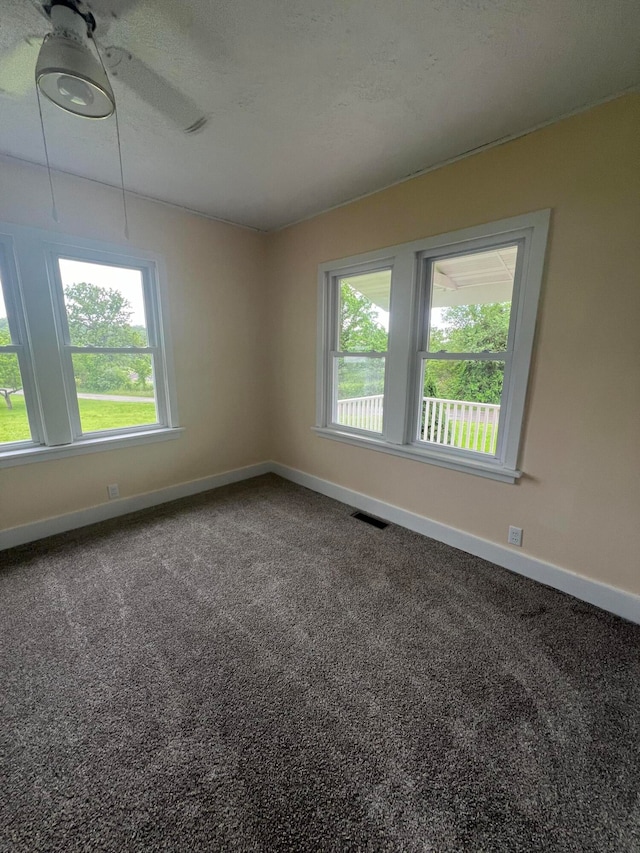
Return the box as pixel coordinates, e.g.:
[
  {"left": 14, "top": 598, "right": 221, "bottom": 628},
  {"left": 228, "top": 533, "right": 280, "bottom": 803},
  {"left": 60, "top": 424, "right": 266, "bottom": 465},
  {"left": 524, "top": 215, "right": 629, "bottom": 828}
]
[
  {"left": 316, "top": 211, "right": 550, "bottom": 482},
  {"left": 0, "top": 223, "right": 179, "bottom": 467}
]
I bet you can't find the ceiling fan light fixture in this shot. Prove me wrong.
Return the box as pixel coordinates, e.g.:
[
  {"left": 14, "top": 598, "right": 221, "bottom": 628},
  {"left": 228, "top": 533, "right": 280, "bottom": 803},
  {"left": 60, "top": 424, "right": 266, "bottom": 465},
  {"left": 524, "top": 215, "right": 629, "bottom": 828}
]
[
  {"left": 36, "top": 34, "right": 114, "bottom": 119},
  {"left": 57, "top": 74, "right": 95, "bottom": 107}
]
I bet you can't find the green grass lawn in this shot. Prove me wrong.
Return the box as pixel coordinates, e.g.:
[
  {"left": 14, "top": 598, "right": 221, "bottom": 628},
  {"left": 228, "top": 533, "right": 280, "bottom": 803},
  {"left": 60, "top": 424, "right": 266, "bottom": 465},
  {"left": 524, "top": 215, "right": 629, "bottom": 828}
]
[
  {"left": 450, "top": 421, "right": 497, "bottom": 454},
  {"left": 0, "top": 397, "right": 30, "bottom": 443},
  {"left": 77, "top": 397, "right": 157, "bottom": 432},
  {"left": 77, "top": 386, "right": 156, "bottom": 398},
  {"left": 427, "top": 420, "right": 497, "bottom": 453},
  {"left": 0, "top": 396, "right": 157, "bottom": 443}
]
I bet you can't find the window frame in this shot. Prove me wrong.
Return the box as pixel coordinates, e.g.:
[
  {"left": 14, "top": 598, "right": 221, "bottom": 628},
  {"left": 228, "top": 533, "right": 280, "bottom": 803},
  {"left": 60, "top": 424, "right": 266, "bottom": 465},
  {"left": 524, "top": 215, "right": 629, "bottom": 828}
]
[
  {"left": 0, "top": 222, "right": 180, "bottom": 468},
  {"left": 0, "top": 238, "right": 43, "bottom": 450},
  {"left": 315, "top": 210, "right": 550, "bottom": 483}
]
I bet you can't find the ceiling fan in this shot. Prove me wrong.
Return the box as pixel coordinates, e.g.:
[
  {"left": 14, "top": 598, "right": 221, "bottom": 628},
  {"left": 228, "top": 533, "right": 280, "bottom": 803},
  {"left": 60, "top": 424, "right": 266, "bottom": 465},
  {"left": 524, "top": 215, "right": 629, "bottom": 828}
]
[{"left": 1, "top": 0, "right": 208, "bottom": 133}]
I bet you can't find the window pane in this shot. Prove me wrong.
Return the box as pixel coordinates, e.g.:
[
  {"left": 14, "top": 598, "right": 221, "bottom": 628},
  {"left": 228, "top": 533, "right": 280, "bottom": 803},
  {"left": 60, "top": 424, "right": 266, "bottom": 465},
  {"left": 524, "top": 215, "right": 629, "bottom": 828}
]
[
  {"left": 428, "top": 245, "right": 517, "bottom": 354},
  {"left": 71, "top": 353, "right": 157, "bottom": 433},
  {"left": 0, "top": 354, "right": 31, "bottom": 443},
  {"left": 339, "top": 270, "right": 391, "bottom": 352},
  {"left": 334, "top": 356, "right": 385, "bottom": 433},
  {"left": 59, "top": 258, "right": 149, "bottom": 347},
  {"left": 419, "top": 359, "right": 505, "bottom": 454}
]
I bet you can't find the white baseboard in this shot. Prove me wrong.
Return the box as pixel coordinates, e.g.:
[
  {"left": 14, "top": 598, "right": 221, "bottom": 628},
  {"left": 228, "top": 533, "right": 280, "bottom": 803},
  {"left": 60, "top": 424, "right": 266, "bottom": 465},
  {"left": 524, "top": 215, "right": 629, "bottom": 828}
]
[
  {"left": 0, "top": 461, "right": 271, "bottom": 551},
  {"left": 271, "top": 462, "right": 640, "bottom": 626},
  {"left": 3, "top": 458, "right": 639, "bottom": 625}
]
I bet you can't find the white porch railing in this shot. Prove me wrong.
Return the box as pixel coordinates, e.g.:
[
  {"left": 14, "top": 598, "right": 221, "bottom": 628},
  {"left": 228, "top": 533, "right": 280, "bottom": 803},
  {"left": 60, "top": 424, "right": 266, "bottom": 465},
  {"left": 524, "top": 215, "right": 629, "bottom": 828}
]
[
  {"left": 421, "top": 396, "right": 500, "bottom": 454},
  {"left": 336, "top": 394, "right": 384, "bottom": 433},
  {"left": 336, "top": 394, "right": 500, "bottom": 454}
]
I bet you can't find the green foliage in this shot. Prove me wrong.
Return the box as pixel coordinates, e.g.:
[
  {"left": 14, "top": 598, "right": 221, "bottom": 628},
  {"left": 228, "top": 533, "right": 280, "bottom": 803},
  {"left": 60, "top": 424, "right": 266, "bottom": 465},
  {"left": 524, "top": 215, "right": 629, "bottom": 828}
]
[
  {"left": 423, "top": 376, "right": 439, "bottom": 399},
  {"left": 339, "top": 283, "right": 387, "bottom": 353},
  {"left": 426, "top": 302, "right": 510, "bottom": 404},
  {"left": 421, "top": 374, "right": 442, "bottom": 441},
  {"left": 64, "top": 283, "right": 152, "bottom": 394},
  {"left": 338, "top": 283, "right": 388, "bottom": 400},
  {"left": 337, "top": 358, "right": 385, "bottom": 401},
  {"left": 65, "top": 282, "right": 138, "bottom": 347},
  {"left": 443, "top": 302, "right": 510, "bottom": 353},
  {"left": 131, "top": 350, "right": 153, "bottom": 389}
]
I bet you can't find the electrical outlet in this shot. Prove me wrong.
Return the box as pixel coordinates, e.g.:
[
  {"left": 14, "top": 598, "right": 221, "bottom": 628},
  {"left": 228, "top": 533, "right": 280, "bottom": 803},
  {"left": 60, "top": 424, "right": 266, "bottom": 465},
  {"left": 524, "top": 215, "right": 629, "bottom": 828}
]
[
  {"left": 508, "top": 525, "right": 523, "bottom": 547},
  {"left": 107, "top": 483, "right": 119, "bottom": 500}
]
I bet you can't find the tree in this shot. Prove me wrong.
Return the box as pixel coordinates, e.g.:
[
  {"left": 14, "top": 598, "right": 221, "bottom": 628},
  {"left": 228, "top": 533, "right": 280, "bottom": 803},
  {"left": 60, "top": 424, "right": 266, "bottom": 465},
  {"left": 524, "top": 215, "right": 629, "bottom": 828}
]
[
  {"left": 65, "top": 282, "right": 137, "bottom": 347},
  {"left": 64, "top": 283, "right": 148, "bottom": 394},
  {"left": 0, "top": 322, "right": 22, "bottom": 409},
  {"left": 426, "top": 302, "right": 510, "bottom": 404},
  {"left": 340, "top": 283, "right": 387, "bottom": 352},
  {"left": 338, "top": 283, "right": 388, "bottom": 399}
]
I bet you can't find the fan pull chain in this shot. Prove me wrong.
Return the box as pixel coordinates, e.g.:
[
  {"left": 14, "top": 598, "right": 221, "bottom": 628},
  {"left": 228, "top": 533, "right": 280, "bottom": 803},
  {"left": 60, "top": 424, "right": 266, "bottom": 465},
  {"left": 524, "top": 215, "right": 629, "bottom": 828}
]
[
  {"left": 35, "top": 83, "right": 59, "bottom": 223},
  {"left": 94, "top": 37, "right": 129, "bottom": 240},
  {"left": 112, "top": 102, "right": 130, "bottom": 240}
]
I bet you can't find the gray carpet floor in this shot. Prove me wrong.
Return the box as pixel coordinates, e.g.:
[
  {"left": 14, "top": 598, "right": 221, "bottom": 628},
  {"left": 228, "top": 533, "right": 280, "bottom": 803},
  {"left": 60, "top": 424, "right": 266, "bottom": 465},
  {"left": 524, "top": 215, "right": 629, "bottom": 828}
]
[{"left": 1, "top": 474, "right": 639, "bottom": 852}]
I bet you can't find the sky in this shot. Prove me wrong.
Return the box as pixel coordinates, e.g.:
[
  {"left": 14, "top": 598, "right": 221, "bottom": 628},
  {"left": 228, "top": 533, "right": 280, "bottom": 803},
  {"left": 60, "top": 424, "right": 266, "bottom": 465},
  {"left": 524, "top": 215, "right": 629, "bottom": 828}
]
[
  {"left": 374, "top": 306, "right": 389, "bottom": 331},
  {"left": 58, "top": 259, "right": 147, "bottom": 328},
  {"left": 369, "top": 304, "right": 446, "bottom": 332}
]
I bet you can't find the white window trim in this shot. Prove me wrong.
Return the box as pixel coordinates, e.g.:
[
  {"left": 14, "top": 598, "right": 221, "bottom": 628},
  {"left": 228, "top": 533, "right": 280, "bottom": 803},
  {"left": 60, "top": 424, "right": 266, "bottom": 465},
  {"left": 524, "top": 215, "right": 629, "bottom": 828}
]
[
  {"left": 0, "top": 222, "right": 180, "bottom": 466},
  {"left": 315, "top": 210, "right": 550, "bottom": 483},
  {"left": 0, "top": 427, "right": 184, "bottom": 469}
]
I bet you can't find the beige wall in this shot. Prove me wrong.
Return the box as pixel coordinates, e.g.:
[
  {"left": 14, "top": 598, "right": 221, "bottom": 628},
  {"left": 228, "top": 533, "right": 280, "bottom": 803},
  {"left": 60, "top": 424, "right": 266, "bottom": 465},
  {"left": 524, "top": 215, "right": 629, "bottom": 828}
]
[
  {"left": 267, "top": 94, "right": 640, "bottom": 596},
  {"left": 2, "top": 95, "right": 639, "bottom": 599},
  {"left": 0, "top": 158, "right": 269, "bottom": 530}
]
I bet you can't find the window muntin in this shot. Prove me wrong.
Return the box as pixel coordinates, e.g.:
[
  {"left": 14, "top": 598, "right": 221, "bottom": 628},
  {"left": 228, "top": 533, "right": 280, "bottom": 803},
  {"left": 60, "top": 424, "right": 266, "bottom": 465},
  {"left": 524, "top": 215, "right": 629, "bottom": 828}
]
[
  {"left": 330, "top": 268, "right": 391, "bottom": 435},
  {"left": 417, "top": 242, "right": 520, "bottom": 457},
  {"left": 316, "top": 211, "right": 550, "bottom": 482}
]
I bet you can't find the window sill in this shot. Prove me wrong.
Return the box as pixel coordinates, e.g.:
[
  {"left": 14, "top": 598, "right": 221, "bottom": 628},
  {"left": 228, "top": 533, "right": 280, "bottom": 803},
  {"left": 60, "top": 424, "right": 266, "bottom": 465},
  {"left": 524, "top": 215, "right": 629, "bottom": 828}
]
[
  {"left": 0, "top": 427, "right": 184, "bottom": 469},
  {"left": 313, "top": 427, "right": 521, "bottom": 483}
]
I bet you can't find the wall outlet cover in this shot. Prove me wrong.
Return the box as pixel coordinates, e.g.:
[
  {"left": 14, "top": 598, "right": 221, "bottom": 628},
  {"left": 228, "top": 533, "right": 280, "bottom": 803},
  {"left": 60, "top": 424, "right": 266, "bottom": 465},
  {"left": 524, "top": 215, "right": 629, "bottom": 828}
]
[{"left": 508, "top": 525, "right": 523, "bottom": 546}]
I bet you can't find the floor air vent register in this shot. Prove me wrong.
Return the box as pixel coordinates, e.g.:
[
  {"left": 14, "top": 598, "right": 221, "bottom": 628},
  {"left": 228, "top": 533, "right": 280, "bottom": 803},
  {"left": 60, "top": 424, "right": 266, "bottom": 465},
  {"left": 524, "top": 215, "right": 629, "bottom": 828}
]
[{"left": 351, "top": 511, "right": 389, "bottom": 529}]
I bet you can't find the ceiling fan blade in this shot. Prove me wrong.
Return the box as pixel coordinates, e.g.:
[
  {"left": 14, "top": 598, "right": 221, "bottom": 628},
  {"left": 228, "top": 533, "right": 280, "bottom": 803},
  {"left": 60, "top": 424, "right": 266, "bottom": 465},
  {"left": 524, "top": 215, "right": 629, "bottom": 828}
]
[
  {"left": 0, "top": 37, "right": 44, "bottom": 97},
  {"left": 103, "top": 46, "right": 207, "bottom": 134},
  {"left": 26, "top": 0, "right": 50, "bottom": 24}
]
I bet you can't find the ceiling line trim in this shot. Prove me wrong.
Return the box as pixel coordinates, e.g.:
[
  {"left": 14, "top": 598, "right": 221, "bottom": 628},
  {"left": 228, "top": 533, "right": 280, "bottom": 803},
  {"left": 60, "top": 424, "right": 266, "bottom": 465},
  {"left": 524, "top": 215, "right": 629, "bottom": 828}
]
[
  {"left": 0, "top": 151, "right": 266, "bottom": 233},
  {"left": 273, "top": 84, "right": 640, "bottom": 233}
]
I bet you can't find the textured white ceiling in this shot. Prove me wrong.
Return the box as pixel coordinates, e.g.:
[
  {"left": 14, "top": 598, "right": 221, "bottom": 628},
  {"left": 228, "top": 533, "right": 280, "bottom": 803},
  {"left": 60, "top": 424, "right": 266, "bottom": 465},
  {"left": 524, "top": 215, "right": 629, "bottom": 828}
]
[{"left": 0, "top": 0, "right": 638, "bottom": 230}]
